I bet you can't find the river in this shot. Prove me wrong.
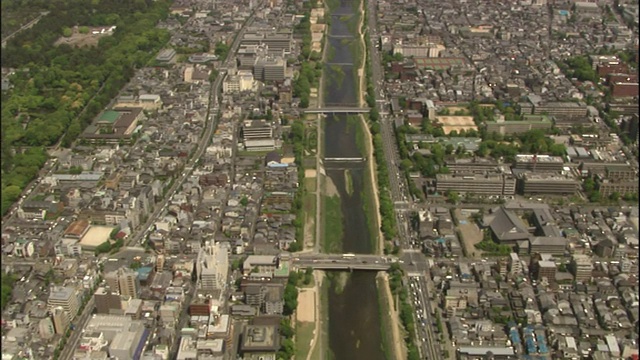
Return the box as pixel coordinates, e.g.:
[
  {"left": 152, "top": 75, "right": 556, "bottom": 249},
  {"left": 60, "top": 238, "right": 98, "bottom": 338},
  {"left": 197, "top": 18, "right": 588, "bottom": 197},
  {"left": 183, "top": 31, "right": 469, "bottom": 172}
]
[{"left": 321, "top": 0, "right": 386, "bottom": 359}]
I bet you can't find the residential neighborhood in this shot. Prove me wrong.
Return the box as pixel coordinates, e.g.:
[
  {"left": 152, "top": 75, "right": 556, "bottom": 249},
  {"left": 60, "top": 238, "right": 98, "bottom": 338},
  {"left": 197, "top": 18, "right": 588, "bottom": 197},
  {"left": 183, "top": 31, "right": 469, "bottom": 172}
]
[{"left": 0, "top": 0, "right": 638, "bottom": 359}]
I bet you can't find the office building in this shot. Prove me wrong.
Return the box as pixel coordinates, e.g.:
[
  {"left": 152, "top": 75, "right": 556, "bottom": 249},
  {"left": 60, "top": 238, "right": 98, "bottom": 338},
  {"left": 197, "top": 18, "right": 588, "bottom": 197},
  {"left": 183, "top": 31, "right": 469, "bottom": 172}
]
[
  {"left": 254, "top": 56, "right": 286, "bottom": 82},
  {"left": 532, "top": 101, "right": 587, "bottom": 118},
  {"left": 518, "top": 173, "right": 580, "bottom": 195},
  {"left": 84, "top": 315, "right": 147, "bottom": 359},
  {"left": 571, "top": 254, "right": 593, "bottom": 283},
  {"left": 435, "top": 172, "right": 516, "bottom": 196},
  {"left": 223, "top": 70, "right": 256, "bottom": 93},
  {"left": 51, "top": 307, "right": 69, "bottom": 334},
  {"left": 598, "top": 180, "right": 639, "bottom": 197},
  {"left": 95, "top": 287, "right": 123, "bottom": 315},
  {"left": 48, "top": 286, "right": 80, "bottom": 325},
  {"left": 197, "top": 241, "right": 229, "bottom": 292},
  {"left": 513, "top": 154, "right": 564, "bottom": 172}
]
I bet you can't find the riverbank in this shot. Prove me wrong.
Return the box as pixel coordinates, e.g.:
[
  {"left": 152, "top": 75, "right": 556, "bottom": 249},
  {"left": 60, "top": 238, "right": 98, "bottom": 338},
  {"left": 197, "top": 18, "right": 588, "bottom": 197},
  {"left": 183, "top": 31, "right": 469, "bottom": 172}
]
[{"left": 356, "top": 1, "right": 406, "bottom": 359}]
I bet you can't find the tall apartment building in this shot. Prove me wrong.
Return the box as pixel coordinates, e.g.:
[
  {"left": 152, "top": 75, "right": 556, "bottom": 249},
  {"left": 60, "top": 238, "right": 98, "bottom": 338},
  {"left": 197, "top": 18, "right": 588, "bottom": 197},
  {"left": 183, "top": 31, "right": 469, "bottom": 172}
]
[
  {"left": 530, "top": 254, "right": 557, "bottom": 282},
  {"left": 51, "top": 307, "right": 69, "bottom": 334},
  {"left": 104, "top": 268, "right": 140, "bottom": 298},
  {"left": 509, "top": 253, "right": 522, "bottom": 275},
  {"left": 48, "top": 286, "right": 80, "bottom": 328},
  {"left": 571, "top": 254, "right": 593, "bottom": 283},
  {"left": 197, "top": 241, "right": 229, "bottom": 293}
]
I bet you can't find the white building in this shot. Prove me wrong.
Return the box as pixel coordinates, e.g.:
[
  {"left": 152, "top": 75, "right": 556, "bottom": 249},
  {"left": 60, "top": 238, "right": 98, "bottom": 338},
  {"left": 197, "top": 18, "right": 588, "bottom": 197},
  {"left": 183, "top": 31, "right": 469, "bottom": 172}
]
[{"left": 197, "top": 241, "right": 229, "bottom": 292}]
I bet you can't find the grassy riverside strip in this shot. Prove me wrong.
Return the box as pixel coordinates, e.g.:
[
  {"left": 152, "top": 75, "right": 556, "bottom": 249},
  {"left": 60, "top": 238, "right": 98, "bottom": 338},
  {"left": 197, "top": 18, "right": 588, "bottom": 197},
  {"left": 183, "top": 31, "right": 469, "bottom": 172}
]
[
  {"left": 376, "top": 274, "right": 396, "bottom": 360},
  {"left": 322, "top": 194, "right": 344, "bottom": 253},
  {"left": 360, "top": 0, "right": 397, "bottom": 249}
]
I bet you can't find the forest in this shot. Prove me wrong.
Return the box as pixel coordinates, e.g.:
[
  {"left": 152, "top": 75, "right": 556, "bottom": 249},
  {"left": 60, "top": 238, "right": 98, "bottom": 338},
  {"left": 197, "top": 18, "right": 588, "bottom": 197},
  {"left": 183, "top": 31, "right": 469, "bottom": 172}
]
[{"left": 1, "top": 0, "right": 173, "bottom": 215}]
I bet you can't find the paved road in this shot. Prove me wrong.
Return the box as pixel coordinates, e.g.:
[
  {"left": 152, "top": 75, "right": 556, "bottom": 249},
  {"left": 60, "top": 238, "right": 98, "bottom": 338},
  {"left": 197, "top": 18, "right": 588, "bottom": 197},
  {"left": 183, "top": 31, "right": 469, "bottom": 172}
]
[
  {"left": 60, "top": 297, "right": 95, "bottom": 360},
  {"left": 1, "top": 11, "right": 49, "bottom": 47},
  {"left": 365, "top": 2, "right": 441, "bottom": 359}
]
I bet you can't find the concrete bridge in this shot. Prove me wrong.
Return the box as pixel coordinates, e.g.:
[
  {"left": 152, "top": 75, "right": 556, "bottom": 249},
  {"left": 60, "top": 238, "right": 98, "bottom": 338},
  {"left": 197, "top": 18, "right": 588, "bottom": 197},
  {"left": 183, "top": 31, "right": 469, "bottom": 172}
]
[
  {"left": 324, "top": 157, "right": 366, "bottom": 162},
  {"left": 303, "top": 107, "right": 370, "bottom": 114},
  {"left": 291, "top": 253, "right": 398, "bottom": 271},
  {"left": 327, "top": 34, "right": 354, "bottom": 39},
  {"left": 326, "top": 62, "right": 354, "bottom": 66}
]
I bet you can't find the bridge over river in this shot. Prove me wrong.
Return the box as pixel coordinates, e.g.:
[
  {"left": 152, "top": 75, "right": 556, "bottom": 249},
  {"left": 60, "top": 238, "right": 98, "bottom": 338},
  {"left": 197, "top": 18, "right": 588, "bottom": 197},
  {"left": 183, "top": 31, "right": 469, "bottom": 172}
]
[{"left": 291, "top": 253, "right": 399, "bottom": 271}]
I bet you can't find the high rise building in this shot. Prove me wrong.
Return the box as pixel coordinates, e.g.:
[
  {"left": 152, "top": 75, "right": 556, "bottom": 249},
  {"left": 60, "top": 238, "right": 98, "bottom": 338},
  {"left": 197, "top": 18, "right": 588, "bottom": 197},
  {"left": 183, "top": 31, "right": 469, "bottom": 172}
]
[
  {"left": 571, "top": 254, "right": 593, "bottom": 283},
  {"left": 48, "top": 286, "right": 80, "bottom": 327},
  {"left": 95, "top": 287, "right": 123, "bottom": 314},
  {"left": 197, "top": 241, "right": 229, "bottom": 293},
  {"left": 104, "top": 267, "right": 140, "bottom": 298}
]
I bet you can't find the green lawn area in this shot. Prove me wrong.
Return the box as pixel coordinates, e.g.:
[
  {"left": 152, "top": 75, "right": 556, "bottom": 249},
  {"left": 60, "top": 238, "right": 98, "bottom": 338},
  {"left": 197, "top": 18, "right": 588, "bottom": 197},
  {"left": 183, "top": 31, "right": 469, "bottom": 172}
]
[
  {"left": 303, "top": 192, "right": 317, "bottom": 246},
  {"left": 376, "top": 275, "right": 396, "bottom": 360},
  {"left": 305, "top": 177, "right": 316, "bottom": 193},
  {"left": 322, "top": 195, "right": 344, "bottom": 253},
  {"left": 296, "top": 321, "right": 316, "bottom": 359}
]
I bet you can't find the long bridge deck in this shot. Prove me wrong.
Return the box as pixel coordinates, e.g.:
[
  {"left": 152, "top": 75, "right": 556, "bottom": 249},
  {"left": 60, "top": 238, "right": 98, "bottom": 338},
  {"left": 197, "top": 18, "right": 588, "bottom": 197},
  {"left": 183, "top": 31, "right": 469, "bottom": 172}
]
[{"left": 303, "top": 107, "right": 370, "bottom": 114}]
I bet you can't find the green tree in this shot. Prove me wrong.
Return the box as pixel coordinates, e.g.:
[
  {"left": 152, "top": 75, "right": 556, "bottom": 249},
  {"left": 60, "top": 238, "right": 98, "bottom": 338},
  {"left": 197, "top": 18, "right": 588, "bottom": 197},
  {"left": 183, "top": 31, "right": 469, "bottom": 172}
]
[{"left": 62, "top": 27, "right": 73, "bottom": 37}]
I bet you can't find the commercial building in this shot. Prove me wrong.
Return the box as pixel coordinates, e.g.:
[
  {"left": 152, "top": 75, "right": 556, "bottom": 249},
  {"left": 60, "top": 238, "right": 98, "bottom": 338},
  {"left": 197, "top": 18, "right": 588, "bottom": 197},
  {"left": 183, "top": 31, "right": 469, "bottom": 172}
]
[
  {"left": 197, "top": 241, "right": 229, "bottom": 293},
  {"left": 240, "top": 325, "right": 280, "bottom": 355},
  {"left": 94, "top": 287, "right": 123, "bottom": 315},
  {"left": 83, "top": 315, "right": 148, "bottom": 359},
  {"left": 518, "top": 173, "right": 580, "bottom": 195},
  {"left": 177, "top": 336, "right": 225, "bottom": 360},
  {"left": 571, "top": 254, "right": 593, "bottom": 283}
]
